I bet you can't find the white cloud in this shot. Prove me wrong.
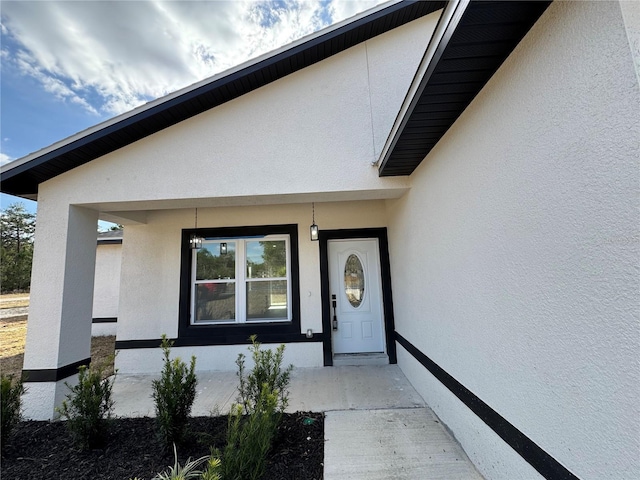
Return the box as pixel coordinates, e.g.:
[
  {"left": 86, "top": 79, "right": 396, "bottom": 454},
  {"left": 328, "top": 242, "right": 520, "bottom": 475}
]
[
  {"left": 1, "top": 0, "right": 384, "bottom": 116},
  {"left": 0, "top": 153, "right": 14, "bottom": 166},
  {"left": 329, "top": 0, "right": 387, "bottom": 23}
]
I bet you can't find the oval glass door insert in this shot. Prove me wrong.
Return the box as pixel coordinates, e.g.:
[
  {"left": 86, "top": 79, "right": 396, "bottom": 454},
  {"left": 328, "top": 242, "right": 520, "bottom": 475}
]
[{"left": 344, "top": 254, "right": 365, "bottom": 308}]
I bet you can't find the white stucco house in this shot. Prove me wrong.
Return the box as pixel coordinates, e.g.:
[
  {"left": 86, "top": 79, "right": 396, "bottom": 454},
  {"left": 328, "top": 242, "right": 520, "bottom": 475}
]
[
  {"left": 1, "top": 1, "right": 638, "bottom": 479},
  {"left": 91, "top": 230, "right": 122, "bottom": 337}
]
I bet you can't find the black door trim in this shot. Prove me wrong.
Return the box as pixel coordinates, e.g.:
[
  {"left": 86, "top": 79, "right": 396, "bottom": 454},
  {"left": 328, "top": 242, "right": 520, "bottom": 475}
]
[{"left": 319, "top": 228, "right": 397, "bottom": 366}]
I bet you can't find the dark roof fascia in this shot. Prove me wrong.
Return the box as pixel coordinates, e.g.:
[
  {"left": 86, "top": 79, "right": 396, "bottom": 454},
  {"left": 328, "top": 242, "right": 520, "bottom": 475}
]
[
  {"left": 0, "top": 0, "right": 446, "bottom": 198},
  {"left": 378, "top": 0, "right": 552, "bottom": 176},
  {"left": 378, "top": 0, "right": 466, "bottom": 175}
]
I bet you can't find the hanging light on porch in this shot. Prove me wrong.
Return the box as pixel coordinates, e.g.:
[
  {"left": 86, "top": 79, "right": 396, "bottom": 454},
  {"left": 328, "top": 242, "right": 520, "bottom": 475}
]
[
  {"left": 190, "top": 208, "right": 204, "bottom": 249},
  {"left": 310, "top": 202, "right": 319, "bottom": 241}
]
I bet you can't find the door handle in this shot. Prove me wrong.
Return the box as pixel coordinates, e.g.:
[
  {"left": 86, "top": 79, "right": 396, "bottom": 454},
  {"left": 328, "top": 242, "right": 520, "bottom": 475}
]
[{"left": 332, "top": 294, "right": 338, "bottom": 331}]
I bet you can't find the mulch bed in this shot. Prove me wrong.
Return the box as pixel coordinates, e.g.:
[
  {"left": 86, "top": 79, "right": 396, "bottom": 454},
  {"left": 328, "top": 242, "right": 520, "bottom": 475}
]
[{"left": 1, "top": 412, "right": 323, "bottom": 480}]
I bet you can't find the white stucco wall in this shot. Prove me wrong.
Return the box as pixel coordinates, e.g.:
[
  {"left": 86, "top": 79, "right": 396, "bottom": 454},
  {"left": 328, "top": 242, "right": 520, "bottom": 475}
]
[
  {"left": 91, "top": 243, "right": 121, "bottom": 336},
  {"left": 115, "top": 200, "right": 388, "bottom": 373},
  {"left": 388, "top": 2, "right": 639, "bottom": 480}
]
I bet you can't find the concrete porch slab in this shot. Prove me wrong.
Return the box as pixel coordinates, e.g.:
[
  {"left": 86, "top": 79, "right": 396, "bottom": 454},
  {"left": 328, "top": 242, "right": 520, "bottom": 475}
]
[{"left": 111, "top": 365, "right": 426, "bottom": 417}]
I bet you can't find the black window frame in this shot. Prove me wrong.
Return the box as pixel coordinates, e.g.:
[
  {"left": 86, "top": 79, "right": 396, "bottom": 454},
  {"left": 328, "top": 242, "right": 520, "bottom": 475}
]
[{"left": 178, "top": 224, "right": 303, "bottom": 345}]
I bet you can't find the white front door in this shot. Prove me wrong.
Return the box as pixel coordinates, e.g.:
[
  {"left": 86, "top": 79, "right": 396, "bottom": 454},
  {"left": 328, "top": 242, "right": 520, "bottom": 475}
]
[{"left": 329, "top": 239, "right": 385, "bottom": 354}]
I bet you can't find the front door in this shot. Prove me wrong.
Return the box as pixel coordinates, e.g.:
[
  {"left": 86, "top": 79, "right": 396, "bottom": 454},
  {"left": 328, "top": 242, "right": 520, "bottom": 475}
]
[{"left": 328, "top": 239, "right": 385, "bottom": 354}]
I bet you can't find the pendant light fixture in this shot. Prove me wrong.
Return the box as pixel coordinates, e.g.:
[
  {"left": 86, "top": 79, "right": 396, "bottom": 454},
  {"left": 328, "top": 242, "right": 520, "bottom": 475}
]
[
  {"left": 190, "top": 208, "right": 204, "bottom": 249},
  {"left": 310, "top": 202, "right": 319, "bottom": 241}
]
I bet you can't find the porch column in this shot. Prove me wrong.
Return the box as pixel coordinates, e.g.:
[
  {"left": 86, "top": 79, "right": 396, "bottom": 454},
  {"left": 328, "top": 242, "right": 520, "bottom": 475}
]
[{"left": 22, "top": 204, "right": 98, "bottom": 420}]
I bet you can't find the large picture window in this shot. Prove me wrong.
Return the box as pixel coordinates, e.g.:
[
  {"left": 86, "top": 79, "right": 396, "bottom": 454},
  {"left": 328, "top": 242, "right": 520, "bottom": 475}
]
[
  {"left": 178, "top": 224, "right": 301, "bottom": 344},
  {"left": 192, "top": 236, "right": 291, "bottom": 324}
]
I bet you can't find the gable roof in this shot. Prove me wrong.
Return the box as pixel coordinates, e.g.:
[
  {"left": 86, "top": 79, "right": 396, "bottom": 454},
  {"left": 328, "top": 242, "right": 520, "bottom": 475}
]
[
  {"left": 0, "top": 0, "right": 445, "bottom": 199},
  {"left": 1, "top": 0, "right": 552, "bottom": 197}
]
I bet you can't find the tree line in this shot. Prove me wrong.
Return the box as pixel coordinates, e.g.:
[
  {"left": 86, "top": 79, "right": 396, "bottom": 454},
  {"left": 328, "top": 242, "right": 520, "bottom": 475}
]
[{"left": 1, "top": 203, "right": 35, "bottom": 293}]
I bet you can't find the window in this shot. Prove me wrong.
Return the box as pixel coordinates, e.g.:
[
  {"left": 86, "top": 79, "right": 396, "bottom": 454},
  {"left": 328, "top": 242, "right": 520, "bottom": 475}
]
[
  {"left": 192, "top": 236, "right": 291, "bottom": 324},
  {"left": 179, "top": 224, "right": 300, "bottom": 343}
]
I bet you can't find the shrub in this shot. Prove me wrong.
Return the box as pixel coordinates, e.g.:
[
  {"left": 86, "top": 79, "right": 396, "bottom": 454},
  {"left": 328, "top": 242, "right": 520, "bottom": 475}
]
[
  {"left": 56, "top": 360, "right": 115, "bottom": 450},
  {"left": 221, "top": 336, "right": 294, "bottom": 480},
  {"left": 1, "top": 373, "right": 25, "bottom": 449},
  {"left": 236, "top": 335, "right": 293, "bottom": 415},
  {"left": 221, "top": 386, "right": 279, "bottom": 480},
  {"left": 152, "top": 334, "right": 197, "bottom": 448}
]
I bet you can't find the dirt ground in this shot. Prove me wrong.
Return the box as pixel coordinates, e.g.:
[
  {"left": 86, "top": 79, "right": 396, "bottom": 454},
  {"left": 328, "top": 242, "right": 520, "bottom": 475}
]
[
  {"left": 2, "top": 412, "right": 324, "bottom": 480},
  {"left": 0, "top": 294, "right": 115, "bottom": 378}
]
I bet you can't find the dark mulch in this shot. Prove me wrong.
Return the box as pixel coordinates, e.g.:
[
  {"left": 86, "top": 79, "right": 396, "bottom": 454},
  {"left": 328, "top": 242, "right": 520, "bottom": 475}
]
[{"left": 1, "top": 412, "right": 323, "bottom": 480}]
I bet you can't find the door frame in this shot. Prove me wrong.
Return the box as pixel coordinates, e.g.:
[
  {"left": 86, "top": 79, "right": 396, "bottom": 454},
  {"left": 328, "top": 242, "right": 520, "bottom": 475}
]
[{"left": 319, "top": 228, "right": 397, "bottom": 366}]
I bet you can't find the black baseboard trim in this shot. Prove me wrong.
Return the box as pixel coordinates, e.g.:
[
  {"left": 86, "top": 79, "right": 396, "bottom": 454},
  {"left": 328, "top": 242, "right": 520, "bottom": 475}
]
[
  {"left": 92, "top": 317, "right": 118, "bottom": 324},
  {"left": 22, "top": 357, "right": 91, "bottom": 383},
  {"left": 395, "top": 333, "right": 580, "bottom": 480},
  {"left": 116, "top": 333, "right": 325, "bottom": 350},
  {"left": 97, "top": 239, "right": 122, "bottom": 245}
]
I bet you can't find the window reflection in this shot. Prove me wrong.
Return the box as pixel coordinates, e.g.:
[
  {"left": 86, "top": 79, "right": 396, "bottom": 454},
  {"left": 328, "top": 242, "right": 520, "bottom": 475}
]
[{"left": 344, "top": 254, "right": 364, "bottom": 308}]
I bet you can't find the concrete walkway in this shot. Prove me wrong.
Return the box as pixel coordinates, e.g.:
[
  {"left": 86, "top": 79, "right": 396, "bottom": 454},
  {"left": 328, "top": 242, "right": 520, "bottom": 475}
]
[{"left": 112, "top": 365, "right": 483, "bottom": 479}]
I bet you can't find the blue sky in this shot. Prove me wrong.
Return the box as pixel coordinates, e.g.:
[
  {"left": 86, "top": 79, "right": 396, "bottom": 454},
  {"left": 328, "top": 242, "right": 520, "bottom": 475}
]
[{"left": 0, "top": 0, "right": 384, "bottom": 223}]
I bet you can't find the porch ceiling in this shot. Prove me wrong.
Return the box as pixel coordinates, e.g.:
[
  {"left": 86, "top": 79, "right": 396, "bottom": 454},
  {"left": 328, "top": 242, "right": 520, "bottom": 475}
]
[
  {"left": 0, "top": 0, "right": 444, "bottom": 200},
  {"left": 378, "top": 0, "right": 552, "bottom": 176},
  {"left": 87, "top": 187, "right": 411, "bottom": 224}
]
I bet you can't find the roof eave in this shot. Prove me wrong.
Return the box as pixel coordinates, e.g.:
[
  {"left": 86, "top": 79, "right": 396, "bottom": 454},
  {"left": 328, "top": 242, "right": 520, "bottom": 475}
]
[
  {"left": 378, "top": 0, "right": 553, "bottom": 177},
  {"left": 377, "top": 0, "right": 467, "bottom": 174},
  {"left": 0, "top": 0, "right": 446, "bottom": 198}
]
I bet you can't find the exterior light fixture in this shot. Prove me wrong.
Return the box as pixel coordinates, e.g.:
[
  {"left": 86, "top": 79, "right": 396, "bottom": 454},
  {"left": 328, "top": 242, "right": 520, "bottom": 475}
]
[
  {"left": 190, "top": 208, "right": 204, "bottom": 250},
  {"left": 190, "top": 235, "right": 203, "bottom": 250},
  {"left": 310, "top": 202, "right": 319, "bottom": 241},
  {"left": 220, "top": 242, "right": 227, "bottom": 255}
]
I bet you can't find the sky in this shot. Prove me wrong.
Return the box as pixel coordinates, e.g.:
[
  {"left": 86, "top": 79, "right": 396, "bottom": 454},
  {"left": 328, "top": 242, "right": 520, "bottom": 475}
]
[{"left": 0, "top": 0, "right": 385, "bottom": 223}]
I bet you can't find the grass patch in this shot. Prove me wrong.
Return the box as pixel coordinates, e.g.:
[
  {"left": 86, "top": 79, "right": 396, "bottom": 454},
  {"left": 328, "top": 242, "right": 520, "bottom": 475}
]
[{"left": 0, "top": 311, "right": 115, "bottom": 378}]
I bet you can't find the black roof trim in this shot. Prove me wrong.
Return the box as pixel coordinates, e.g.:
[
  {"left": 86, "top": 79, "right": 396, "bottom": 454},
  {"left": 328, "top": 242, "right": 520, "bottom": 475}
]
[
  {"left": 0, "top": 0, "right": 445, "bottom": 197},
  {"left": 379, "top": 1, "right": 552, "bottom": 177},
  {"left": 97, "top": 229, "right": 123, "bottom": 244}
]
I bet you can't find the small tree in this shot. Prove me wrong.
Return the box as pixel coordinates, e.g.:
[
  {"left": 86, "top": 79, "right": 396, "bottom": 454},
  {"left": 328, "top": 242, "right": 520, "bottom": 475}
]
[{"left": 0, "top": 203, "right": 35, "bottom": 292}]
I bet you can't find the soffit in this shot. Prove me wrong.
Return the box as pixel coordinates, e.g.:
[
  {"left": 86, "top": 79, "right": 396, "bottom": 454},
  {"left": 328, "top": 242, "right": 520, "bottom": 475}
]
[{"left": 378, "top": 0, "right": 552, "bottom": 176}]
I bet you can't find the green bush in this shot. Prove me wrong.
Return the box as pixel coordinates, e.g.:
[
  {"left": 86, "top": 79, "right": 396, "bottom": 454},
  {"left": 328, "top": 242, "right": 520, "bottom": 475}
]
[
  {"left": 1, "top": 373, "right": 25, "bottom": 449},
  {"left": 221, "top": 336, "right": 294, "bottom": 480},
  {"left": 222, "top": 386, "right": 279, "bottom": 480},
  {"left": 236, "top": 335, "right": 293, "bottom": 415},
  {"left": 56, "top": 360, "right": 115, "bottom": 450},
  {"left": 152, "top": 335, "right": 197, "bottom": 448}
]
